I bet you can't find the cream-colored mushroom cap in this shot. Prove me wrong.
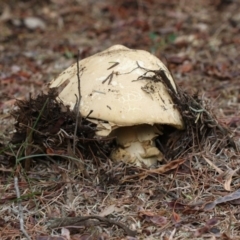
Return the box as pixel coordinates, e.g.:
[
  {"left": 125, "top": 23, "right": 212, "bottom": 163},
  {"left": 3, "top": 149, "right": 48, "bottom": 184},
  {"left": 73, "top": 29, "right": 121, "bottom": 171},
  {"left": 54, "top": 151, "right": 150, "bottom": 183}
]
[{"left": 49, "top": 45, "right": 184, "bottom": 132}]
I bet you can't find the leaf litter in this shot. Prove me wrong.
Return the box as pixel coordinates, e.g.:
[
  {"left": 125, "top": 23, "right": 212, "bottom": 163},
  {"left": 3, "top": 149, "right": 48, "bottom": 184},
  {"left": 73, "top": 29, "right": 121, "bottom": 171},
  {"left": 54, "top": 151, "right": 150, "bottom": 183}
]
[{"left": 0, "top": 0, "right": 240, "bottom": 239}]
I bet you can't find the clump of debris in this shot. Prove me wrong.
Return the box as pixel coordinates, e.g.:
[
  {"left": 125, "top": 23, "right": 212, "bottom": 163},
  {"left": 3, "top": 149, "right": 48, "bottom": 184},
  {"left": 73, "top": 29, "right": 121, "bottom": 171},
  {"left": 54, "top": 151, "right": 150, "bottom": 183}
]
[
  {"left": 152, "top": 67, "right": 238, "bottom": 160},
  {"left": 2, "top": 45, "right": 237, "bottom": 183},
  {"left": 9, "top": 89, "right": 113, "bottom": 173}
]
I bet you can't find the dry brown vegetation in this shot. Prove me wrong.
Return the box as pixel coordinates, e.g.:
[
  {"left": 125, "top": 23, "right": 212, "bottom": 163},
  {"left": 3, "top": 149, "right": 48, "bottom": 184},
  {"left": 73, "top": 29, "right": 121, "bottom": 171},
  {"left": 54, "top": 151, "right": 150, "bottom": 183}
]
[{"left": 0, "top": 0, "right": 240, "bottom": 239}]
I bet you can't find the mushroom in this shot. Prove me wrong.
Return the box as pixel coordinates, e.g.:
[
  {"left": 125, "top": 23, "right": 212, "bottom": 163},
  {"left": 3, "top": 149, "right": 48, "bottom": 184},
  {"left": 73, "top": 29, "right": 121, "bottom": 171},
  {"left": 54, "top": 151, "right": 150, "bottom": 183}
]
[{"left": 49, "top": 45, "right": 184, "bottom": 167}]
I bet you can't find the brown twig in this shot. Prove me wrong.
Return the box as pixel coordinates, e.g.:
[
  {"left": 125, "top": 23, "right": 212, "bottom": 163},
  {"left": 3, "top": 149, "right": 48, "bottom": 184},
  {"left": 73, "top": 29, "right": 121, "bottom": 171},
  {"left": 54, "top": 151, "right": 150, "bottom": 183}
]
[
  {"left": 48, "top": 215, "right": 137, "bottom": 237},
  {"left": 73, "top": 50, "right": 83, "bottom": 155}
]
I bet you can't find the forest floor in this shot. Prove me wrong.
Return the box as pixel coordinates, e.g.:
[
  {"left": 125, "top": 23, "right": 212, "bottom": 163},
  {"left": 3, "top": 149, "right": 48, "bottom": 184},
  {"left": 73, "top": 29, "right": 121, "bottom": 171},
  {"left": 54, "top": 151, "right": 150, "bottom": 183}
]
[{"left": 0, "top": 0, "right": 240, "bottom": 239}]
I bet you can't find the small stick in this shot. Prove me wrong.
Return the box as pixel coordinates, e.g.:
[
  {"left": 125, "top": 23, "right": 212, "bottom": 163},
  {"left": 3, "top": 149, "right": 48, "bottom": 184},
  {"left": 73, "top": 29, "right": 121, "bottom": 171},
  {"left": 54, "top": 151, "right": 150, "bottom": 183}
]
[
  {"left": 73, "top": 50, "right": 83, "bottom": 155},
  {"left": 48, "top": 215, "right": 136, "bottom": 237},
  {"left": 14, "top": 176, "right": 31, "bottom": 240}
]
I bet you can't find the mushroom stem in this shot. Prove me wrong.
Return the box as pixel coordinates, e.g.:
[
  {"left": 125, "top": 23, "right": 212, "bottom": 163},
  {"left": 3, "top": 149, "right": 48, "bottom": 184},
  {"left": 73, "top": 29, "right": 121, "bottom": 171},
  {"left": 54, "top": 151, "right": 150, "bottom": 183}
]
[{"left": 110, "top": 125, "right": 163, "bottom": 167}]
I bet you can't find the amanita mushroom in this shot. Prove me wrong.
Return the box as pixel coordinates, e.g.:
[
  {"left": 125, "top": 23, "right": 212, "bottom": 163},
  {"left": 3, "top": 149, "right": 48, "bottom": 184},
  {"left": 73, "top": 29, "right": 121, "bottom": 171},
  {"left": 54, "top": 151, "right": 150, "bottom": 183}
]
[{"left": 49, "top": 45, "right": 184, "bottom": 167}]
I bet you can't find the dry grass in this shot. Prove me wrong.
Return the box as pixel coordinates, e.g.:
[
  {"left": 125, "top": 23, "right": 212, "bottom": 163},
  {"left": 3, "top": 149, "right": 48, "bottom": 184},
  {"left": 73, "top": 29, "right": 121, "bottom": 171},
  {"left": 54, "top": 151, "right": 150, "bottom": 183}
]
[{"left": 0, "top": 68, "right": 239, "bottom": 240}]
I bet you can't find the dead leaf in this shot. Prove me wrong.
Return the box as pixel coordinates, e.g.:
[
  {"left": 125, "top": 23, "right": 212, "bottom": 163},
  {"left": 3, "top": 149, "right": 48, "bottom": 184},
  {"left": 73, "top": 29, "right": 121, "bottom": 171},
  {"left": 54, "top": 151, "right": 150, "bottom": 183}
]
[
  {"left": 172, "top": 211, "right": 181, "bottom": 223},
  {"left": 179, "top": 62, "right": 193, "bottom": 73},
  {"left": 194, "top": 218, "right": 218, "bottom": 237},
  {"left": 167, "top": 55, "right": 188, "bottom": 64},
  {"left": 99, "top": 204, "right": 118, "bottom": 217},
  {"left": 147, "top": 158, "right": 186, "bottom": 175},
  {"left": 226, "top": 115, "right": 240, "bottom": 128},
  {"left": 205, "top": 64, "right": 232, "bottom": 80},
  {"left": 122, "top": 158, "right": 185, "bottom": 182},
  {"left": 61, "top": 227, "right": 70, "bottom": 240},
  {"left": 174, "top": 34, "right": 196, "bottom": 46},
  {"left": 147, "top": 215, "right": 168, "bottom": 226},
  {"left": 223, "top": 169, "right": 238, "bottom": 191},
  {"left": 139, "top": 209, "right": 168, "bottom": 226},
  {"left": 204, "top": 189, "right": 240, "bottom": 210},
  {"left": 166, "top": 201, "right": 188, "bottom": 210}
]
